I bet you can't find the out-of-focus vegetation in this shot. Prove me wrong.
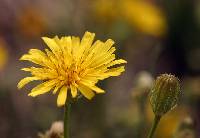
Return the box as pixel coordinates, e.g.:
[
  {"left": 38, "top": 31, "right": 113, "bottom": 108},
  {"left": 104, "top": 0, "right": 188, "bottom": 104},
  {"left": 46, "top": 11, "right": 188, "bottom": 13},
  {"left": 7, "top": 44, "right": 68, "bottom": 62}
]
[{"left": 0, "top": 0, "right": 199, "bottom": 138}]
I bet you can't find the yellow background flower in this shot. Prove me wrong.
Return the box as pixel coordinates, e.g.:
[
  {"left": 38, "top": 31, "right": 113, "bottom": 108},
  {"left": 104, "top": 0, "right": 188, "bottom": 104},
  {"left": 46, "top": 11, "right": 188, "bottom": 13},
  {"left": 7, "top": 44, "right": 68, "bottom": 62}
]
[
  {"left": 146, "top": 102, "right": 190, "bottom": 138},
  {"left": 18, "top": 31, "right": 126, "bottom": 106},
  {"left": 93, "top": 0, "right": 167, "bottom": 36},
  {"left": 0, "top": 38, "right": 8, "bottom": 71},
  {"left": 121, "top": 0, "right": 167, "bottom": 37}
]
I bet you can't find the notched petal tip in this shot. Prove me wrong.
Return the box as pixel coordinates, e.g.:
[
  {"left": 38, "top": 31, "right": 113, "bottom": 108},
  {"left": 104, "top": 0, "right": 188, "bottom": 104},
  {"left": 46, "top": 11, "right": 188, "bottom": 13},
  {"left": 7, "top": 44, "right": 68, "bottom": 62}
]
[
  {"left": 82, "top": 31, "right": 96, "bottom": 44},
  {"left": 96, "top": 89, "right": 105, "bottom": 94},
  {"left": 17, "top": 84, "right": 22, "bottom": 90},
  {"left": 17, "top": 81, "right": 23, "bottom": 89},
  {"left": 57, "top": 103, "right": 64, "bottom": 107},
  {"left": 57, "top": 99, "right": 65, "bottom": 107},
  {"left": 53, "top": 35, "right": 59, "bottom": 39},
  {"left": 85, "top": 31, "right": 95, "bottom": 36},
  {"left": 105, "top": 39, "right": 115, "bottom": 45},
  {"left": 19, "top": 54, "right": 28, "bottom": 60},
  {"left": 42, "top": 37, "right": 55, "bottom": 45},
  {"left": 91, "top": 85, "right": 105, "bottom": 93},
  {"left": 86, "top": 94, "right": 95, "bottom": 100},
  {"left": 21, "top": 68, "right": 31, "bottom": 71},
  {"left": 70, "top": 85, "right": 78, "bottom": 98},
  {"left": 122, "top": 59, "right": 127, "bottom": 63},
  {"left": 118, "top": 59, "right": 127, "bottom": 64},
  {"left": 28, "top": 93, "right": 36, "bottom": 97},
  {"left": 41, "top": 36, "right": 50, "bottom": 40},
  {"left": 28, "top": 91, "right": 43, "bottom": 97}
]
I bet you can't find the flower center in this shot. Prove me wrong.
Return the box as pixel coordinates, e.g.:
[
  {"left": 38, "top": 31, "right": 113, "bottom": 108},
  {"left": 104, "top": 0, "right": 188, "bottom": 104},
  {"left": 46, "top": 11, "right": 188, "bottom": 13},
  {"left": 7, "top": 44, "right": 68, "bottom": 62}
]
[{"left": 62, "top": 64, "right": 83, "bottom": 86}]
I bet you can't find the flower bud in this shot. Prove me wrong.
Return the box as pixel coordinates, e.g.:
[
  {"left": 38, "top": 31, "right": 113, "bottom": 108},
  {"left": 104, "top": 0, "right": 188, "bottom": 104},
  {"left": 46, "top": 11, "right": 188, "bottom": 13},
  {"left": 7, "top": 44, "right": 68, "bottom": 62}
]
[{"left": 150, "top": 74, "right": 181, "bottom": 116}]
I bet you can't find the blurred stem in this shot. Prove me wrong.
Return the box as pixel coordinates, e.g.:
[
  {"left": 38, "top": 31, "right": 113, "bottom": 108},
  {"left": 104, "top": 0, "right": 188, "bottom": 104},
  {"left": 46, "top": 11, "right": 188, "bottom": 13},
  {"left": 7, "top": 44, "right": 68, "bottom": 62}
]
[
  {"left": 149, "top": 44, "right": 162, "bottom": 75},
  {"left": 64, "top": 101, "right": 71, "bottom": 138},
  {"left": 147, "top": 115, "right": 161, "bottom": 138}
]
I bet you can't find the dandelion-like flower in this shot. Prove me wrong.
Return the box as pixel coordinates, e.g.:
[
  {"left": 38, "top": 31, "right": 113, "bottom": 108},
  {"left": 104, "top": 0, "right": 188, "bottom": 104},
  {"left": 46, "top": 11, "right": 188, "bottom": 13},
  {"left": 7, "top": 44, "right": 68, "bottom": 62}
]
[{"left": 18, "top": 31, "right": 127, "bottom": 106}]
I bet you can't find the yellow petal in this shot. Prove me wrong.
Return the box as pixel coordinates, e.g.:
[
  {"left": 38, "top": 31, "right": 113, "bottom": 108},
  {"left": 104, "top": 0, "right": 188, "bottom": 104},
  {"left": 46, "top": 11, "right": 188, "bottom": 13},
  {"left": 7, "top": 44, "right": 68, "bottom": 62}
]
[
  {"left": 61, "top": 37, "right": 73, "bottom": 67},
  {"left": 86, "top": 66, "right": 125, "bottom": 80},
  {"left": 21, "top": 67, "right": 58, "bottom": 80},
  {"left": 28, "top": 49, "right": 46, "bottom": 56},
  {"left": 72, "top": 36, "right": 80, "bottom": 56},
  {"left": 53, "top": 82, "right": 63, "bottom": 94},
  {"left": 80, "top": 81, "right": 105, "bottom": 93},
  {"left": 105, "top": 66, "right": 125, "bottom": 76},
  {"left": 57, "top": 86, "right": 68, "bottom": 107},
  {"left": 92, "top": 59, "right": 127, "bottom": 73},
  {"left": 106, "top": 59, "right": 127, "bottom": 68},
  {"left": 80, "top": 31, "right": 95, "bottom": 53},
  {"left": 42, "top": 37, "right": 61, "bottom": 58},
  {"left": 102, "top": 39, "right": 115, "bottom": 53},
  {"left": 75, "top": 32, "right": 95, "bottom": 63},
  {"left": 45, "top": 49, "right": 59, "bottom": 67},
  {"left": 53, "top": 36, "right": 60, "bottom": 44},
  {"left": 20, "top": 49, "right": 54, "bottom": 68},
  {"left": 21, "top": 68, "right": 32, "bottom": 72},
  {"left": 81, "top": 40, "right": 104, "bottom": 68},
  {"left": 61, "top": 36, "right": 72, "bottom": 53},
  {"left": 70, "top": 85, "right": 77, "bottom": 98},
  {"left": 28, "top": 80, "right": 56, "bottom": 97},
  {"left": 80, "top": 78, "right": 97, "bottom": 85},
  {"left": 17, "top": 77, "right": 39, "bottom": 89},
  {"left": 86, "top": 45, "right": 116, "bottom": 68},
  {"left": 78, "top": 84, "right": 95, "bottom": 100},
  {"left": 90, "top": 54, "right": 115, "bottom": 68},
  {"left": 42, "top": 37, "right": 58, "bottom": 51},
  {"left": 88, "top": 85, "right": 105, "bottom": 93}
]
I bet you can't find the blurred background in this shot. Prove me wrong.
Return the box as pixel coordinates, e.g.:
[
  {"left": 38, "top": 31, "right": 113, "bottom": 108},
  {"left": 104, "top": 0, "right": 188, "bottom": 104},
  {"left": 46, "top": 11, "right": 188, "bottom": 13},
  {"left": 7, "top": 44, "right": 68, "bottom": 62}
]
[{"left": 0, "top": 0, "right": 199, "bottom": 138}]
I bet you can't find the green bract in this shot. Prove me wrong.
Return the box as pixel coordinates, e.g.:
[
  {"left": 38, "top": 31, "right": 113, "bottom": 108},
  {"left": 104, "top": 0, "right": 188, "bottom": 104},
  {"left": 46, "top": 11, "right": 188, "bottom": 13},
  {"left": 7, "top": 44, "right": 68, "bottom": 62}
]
[{"left": 150, "top": 74, "right": 181, "bottom": 116}]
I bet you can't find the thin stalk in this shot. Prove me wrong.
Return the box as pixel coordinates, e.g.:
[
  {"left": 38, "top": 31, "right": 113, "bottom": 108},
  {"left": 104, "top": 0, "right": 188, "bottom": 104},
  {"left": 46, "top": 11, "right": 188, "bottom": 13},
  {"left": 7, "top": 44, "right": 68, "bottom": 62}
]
[
  {"left": 64, "top": 101, "right": 71, "bottom": 138},
  {"left": 147, "top": 115, "right": 161, "bottom": 138}
]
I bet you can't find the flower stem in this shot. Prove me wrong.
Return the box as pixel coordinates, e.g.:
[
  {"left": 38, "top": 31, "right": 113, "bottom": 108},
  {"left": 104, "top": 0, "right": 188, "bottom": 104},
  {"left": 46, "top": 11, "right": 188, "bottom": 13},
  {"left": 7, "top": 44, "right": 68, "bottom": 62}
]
[
  {"left": 64, "top": 101, "right": 71, "bottom": 138},
  {"left": 147, "top": 115, "right": 161, "bottom": 138}
]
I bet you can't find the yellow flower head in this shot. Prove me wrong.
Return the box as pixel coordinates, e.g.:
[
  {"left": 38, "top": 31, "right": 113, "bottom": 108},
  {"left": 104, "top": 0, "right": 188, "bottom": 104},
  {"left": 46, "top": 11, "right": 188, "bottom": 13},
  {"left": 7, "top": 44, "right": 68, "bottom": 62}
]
[
  {"left": 121, "top": 0, "right": 167, "bottom": 37},
  {"left": 18, "top": 31, "right": 127, "bottom": 106},
  {"left": 0, "top": 38, "right": 8, "bottom": 71},
  {"left": 93, "top": 0, "right": 117, "bottom": 23},
  {"left": 93, "top": 0, "right": 167, "bottom": 37}
]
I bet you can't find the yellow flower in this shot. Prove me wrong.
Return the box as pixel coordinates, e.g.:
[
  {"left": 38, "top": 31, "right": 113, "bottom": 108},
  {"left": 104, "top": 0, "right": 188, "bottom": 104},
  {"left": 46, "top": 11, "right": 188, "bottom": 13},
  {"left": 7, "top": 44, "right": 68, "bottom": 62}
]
[
  {"left": 121, "top": 0, "right": 167, "bottom": 37},
  {"left": 93, "top": 0, "right": 117, "bottom": 23},
  {"left": 0, "top": 38, "right": 8, "bottom": 71},
  {"left": 18, "top": 31, "right": 127, "bottom": 106},
  {"left": 17, "top": 7, "right": 46, "bottom": 37},
  {"left": 146, "top": 102, "right": 190, "bottom": 138},
  {"left": 93, "top": 0, "right": 167, "bottom": 36}
]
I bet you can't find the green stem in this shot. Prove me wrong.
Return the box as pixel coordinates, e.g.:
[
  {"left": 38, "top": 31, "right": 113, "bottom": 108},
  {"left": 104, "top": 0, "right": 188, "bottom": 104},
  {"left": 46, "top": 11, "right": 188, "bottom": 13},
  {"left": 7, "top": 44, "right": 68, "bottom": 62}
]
[
  {"left": 64, "top": 102, "right": 71, "bottom": 138},
  {"left": 147, "top": 115, "right": 161, "bottom": 138}
]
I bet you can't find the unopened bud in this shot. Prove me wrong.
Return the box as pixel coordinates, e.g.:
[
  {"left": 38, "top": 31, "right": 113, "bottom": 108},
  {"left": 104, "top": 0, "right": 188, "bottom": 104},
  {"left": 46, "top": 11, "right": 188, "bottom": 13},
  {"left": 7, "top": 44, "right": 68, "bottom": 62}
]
[{"left": 150, "top": 74, "right": 181, "bottom": 116}]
